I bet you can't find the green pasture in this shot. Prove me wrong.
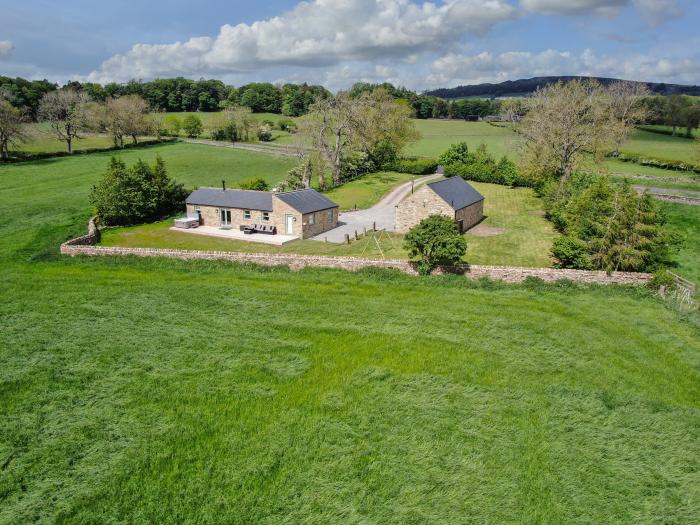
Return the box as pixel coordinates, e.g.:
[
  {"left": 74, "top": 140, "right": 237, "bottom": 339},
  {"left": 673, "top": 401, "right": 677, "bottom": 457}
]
[
  {"left": 323, "top": 171, "right": 417, "bottom": 210},
  {"left": 0, "top": 140, "right": 699, "bottom": 523}
]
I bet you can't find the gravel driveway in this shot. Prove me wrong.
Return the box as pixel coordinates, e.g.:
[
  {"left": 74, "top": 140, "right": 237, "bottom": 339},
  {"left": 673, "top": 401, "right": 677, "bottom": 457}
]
[{"left": 311, "top": 173, "right": 443, "bottom": 243}]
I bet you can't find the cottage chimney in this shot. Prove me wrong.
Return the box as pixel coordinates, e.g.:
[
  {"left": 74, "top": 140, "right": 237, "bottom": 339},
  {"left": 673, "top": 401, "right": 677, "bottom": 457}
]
[{"left": 222, "top": 180, "right": 226, "bottom": 191}]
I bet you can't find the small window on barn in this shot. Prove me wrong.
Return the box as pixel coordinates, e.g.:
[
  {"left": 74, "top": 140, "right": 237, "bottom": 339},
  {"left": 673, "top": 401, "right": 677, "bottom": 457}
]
[
  {"left": 308, "top": 213, "right": 315, "bottom": 225},
  {"left": 327, "top": 209, "right": 333, "bottom": 221},
  {"left": 261, "top": 211, "right": 270, "bottom": 221},
  {"left": 244, "top": 210, "right": 251, "bottom": 220}
]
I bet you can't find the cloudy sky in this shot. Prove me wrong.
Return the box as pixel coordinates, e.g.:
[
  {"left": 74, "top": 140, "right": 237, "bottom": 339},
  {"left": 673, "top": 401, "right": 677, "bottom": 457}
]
[{"left": 1, "top": 0, "right": 699, "bottom": 90}]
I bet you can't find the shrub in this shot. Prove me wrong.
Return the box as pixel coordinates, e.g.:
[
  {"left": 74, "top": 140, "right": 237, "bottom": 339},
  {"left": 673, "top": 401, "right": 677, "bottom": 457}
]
[
  {"left": 438, "top": 142, "right": 471, "bottom": 165},
  {"left": 340, "top": 152, "right": 376, "bottom": 182},
  {"left": 257, "top": 124, "right": 273, "bottom": 142},
  {"left": 385, "top": 157, "right": 438, "bottom": 175},
  {"left": 90, "top": 156, "right": 187, "bottom": 226},
  {"left": 649, "top": 269, "right": 677, "bottom": 290},
  {"left": 551, "top": 236, "right": 593, "bottom": 270},
  {"left": 278, "top": 117, "right": 297, "bottom": 133},
  {"left": 182, "top": 115, "right": 203, "bottom": 138},
  {"left": 403, "top": 215, "right": 467, "bottom": 275},
  {"left": 211, "top": 123, "right": 238, "bottom": 142},
  {"left": 611, "top": 152, "right": 700, "bottom": 174},
  {"left": 162, "top": 115, "right": 181, "bottom": 137},
  {"left": 238, "top": 177, "right": 270, "bottom": 191}
]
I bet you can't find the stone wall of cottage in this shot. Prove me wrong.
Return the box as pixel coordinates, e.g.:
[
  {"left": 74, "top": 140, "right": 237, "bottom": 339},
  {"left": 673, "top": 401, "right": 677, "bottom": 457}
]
[
  {"left": 395, "top": 185, "right": 453, "bottom": 233},
  {"left": 455, "top": 200, "right": 484, "bottom": 232},
  {"left": 270, "top": 197, "right": 303, "bottom": 236},
  {"left": 301, "top": 208, "right": 338, "bottom": 239},
  {"left": 187, "top": 204, "right": 277, "bottom": 231}
]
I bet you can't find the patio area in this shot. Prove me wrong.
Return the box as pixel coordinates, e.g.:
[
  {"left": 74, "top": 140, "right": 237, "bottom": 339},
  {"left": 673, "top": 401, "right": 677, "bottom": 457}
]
[{"left": 170, "top": 226, "right": 299, "bottom": 245}]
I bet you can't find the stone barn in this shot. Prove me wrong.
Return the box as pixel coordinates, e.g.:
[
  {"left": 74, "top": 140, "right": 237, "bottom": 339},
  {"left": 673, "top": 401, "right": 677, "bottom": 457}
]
[{"left": 395, "top": 177, "right": 484, "bottom": 233}]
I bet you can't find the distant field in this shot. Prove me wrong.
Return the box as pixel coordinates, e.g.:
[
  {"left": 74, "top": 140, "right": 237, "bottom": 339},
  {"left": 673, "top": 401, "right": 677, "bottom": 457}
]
[
  {"left": 640, "top": 125, "right": 700, "bottom": 139},
  {"left": 621, "top": 128, "right": 700, "bottom": 164},
  {"left": 407, "top": 120, "right": 517, "bottom": 158}
]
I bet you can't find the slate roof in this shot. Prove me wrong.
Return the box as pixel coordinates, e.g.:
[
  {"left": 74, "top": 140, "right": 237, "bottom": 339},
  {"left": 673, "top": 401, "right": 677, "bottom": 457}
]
[
  {"left": 186, "top": 188, "right": 273, "bottom": 211},
  {"left": 186, "top": 187, "right": 338, "bottom": 214},
  {"left": 428, "top": 177, "right": 484, "bottom": 210},
  {"left": 275, "top": 188, "right": 339, "bottom": 214}
]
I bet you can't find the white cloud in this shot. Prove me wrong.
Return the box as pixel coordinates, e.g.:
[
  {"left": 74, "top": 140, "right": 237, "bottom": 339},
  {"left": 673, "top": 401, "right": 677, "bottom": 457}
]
[
  {"left": 521, "top": 0, "right": 682, "bottom": 24},
  {"left": 86, "top": 0, "right": 517, "bottom": 83},
  {"left": 0, "top": 40, "right": 15, "bottom": 59},
  {"left": 426, "top": 48, "right": 700, "bottom": 87},
  {"left": 520, "top": 0, "right": 628, "bottom": 16}
]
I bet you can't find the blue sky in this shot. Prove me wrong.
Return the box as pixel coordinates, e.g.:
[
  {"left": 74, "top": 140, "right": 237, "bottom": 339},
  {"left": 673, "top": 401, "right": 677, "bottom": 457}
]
[{"left": 1, "top": 0, "right": 699, "bottom": 90}]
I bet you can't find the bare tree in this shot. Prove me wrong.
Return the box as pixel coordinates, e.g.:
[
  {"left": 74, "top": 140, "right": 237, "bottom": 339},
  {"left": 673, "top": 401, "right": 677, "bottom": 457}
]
[
  {"left": 499, "top": 98, "right": 526, "bottom": 124},
  {"left": 606, "top": 81, "right": 650, "bottom": 154},
  {"left": 0, "top": 97, "right": 30, "bottom": 160},
  {"left": 113, "top": 95, "right": 151, "bottom": 145},
  {"left": 299, "top": 93, "right": 361, "bottom": 188},
  {"left": 38, "top": 89, "right": 91, "bottom": 153},
  {"left": 518, "top": 79, "right": 614, "bottom": 190}
]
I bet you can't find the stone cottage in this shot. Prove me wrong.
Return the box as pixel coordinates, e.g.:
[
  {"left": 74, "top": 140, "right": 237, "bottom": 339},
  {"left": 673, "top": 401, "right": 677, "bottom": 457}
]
[
  {"left": 395, "top": 177, "right": 484, "bottom": 233},
  {"left": 185, "top": 187, "right": 339, "bottom": 239}
]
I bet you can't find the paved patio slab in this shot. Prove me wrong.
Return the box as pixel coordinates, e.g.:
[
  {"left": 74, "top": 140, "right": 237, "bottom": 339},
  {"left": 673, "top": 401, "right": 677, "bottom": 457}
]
[{"left": 170, "top": 226, "right": 299, "bottom": 245}]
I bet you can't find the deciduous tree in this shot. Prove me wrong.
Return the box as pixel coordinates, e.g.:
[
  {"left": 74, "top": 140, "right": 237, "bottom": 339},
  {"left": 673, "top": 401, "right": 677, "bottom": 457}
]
[
  {"left": 38, "top": 88, "right": 91, "bottom": 153},
  {"left": 0, "top": 96, "right": 29, "bottom": 160}
]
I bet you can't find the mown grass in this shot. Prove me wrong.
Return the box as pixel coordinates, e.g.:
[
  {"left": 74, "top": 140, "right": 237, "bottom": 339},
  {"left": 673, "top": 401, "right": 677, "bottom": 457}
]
[
  {"left": 323, "top": 171, "right": 419, "bottom": 210},
  {"left": 1, "top": 125, "right": 699, "bottom": 524},
  {"left": 101, "top": 181, "right": 558, "bottom": 268},
  {"left": 406, "top": 120, "right": 517, "bottom": 158},
  {"left": 660, "top": 202, "right": 700, "bottom": 288}
]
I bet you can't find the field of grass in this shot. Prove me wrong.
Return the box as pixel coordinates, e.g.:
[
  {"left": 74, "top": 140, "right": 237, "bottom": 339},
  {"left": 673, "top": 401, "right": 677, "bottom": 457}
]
[
  {"left": 661, "top": 202, "right": 700, "bottom": 288},
  {"left": 323, "top": 171, "right": 418, "bottom": 210},
  {"left": 407, "top": 120, "right": 517, "bottom": 158},
  {"left": 1, "top": 124, "right": 700, "bottom": 524},
  {"left": 640, "top": 125, "right": 700, "bottom": 139},
  {"left": 101, "top": 181, "right": 558, "bottom": 268},
  {"left": 621, "top": 128, "right": 700, "bottom": 164},
  {"left": 0, "top": 142, "right": 296, "bottom": 260}
]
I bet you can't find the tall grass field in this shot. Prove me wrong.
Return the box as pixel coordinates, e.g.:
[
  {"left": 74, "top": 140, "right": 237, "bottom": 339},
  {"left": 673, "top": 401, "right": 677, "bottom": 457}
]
[{"left": 1, "top": 132, "right": 699, "bottom": 523}]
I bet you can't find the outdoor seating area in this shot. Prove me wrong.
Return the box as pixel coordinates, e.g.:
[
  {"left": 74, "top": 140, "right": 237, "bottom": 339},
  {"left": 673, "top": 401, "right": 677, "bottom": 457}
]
[
  {"left": 169, "top": 225, "right": 298, "bottom": 245},
  {"left": 241, "top": 224, "right": 277, "bottom": 235}
]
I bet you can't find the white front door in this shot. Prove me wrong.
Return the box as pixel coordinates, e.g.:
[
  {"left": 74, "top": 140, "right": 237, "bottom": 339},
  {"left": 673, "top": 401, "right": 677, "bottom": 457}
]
[{"left": 285, "top": 214, "right": 294, "bottom": 234}]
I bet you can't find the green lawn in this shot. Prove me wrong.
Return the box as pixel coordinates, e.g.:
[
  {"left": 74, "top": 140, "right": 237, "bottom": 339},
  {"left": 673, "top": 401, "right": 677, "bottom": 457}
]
[
  {"left": 1, "top": 122, "right": 700, "bottom": 524},
  {"left": 101, "top": 181, "right": 557, "bottom": 268},
  {"left": 660, "top": 202, "right": 700, "bottom": 288},
  {"left": 323, "top": 171, "right": 419, "bottom": 210}
]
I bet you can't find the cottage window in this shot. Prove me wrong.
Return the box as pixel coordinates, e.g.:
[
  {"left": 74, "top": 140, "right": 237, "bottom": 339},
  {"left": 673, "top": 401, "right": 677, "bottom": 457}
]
[
  {"left": 327, "top": 209, "right": 333, "bottom": 221},
  {"left": 261, "top": 211, "right": 270, "bottom": 222},
  {"left": 308, "top": 212, "right": 315, "bottom": 225},
  {"left": 244, "top": 210, "right": 251, "bottom": 220}
]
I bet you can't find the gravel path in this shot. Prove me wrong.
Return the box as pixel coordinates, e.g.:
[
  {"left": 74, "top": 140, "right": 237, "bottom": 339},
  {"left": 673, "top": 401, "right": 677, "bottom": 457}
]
[{"left": 311, "top": 174, "right": 443, "bottom": 243}]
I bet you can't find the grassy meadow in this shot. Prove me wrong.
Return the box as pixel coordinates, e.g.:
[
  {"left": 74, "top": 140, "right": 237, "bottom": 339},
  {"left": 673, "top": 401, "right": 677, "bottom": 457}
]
[
  {"left": 1, "top": 118, "right": 700, "bottom": 523},
  {"left": 323, "top": 171, "right": 418, "bottom": 210}
]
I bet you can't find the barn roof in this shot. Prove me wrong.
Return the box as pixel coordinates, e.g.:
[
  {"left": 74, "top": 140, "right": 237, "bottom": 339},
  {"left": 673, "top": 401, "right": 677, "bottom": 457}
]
[
  {"left": 275, "top": 188, "right": 338, "bottom": 214},
  {"left": 428, "top": 177, "right": 484, "bottom": 210},
  {"left": 186, "top": 188, "right": 273, "bottom": 211},
  {"left": 186, "top": 187, "right": 338, "bottom": 214}
]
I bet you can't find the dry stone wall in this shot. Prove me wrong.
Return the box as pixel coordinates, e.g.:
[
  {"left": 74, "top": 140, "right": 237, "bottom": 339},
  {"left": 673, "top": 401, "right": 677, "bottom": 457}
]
[{"left": 61, "top": 228, "right": 651, "bottom": 286}]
